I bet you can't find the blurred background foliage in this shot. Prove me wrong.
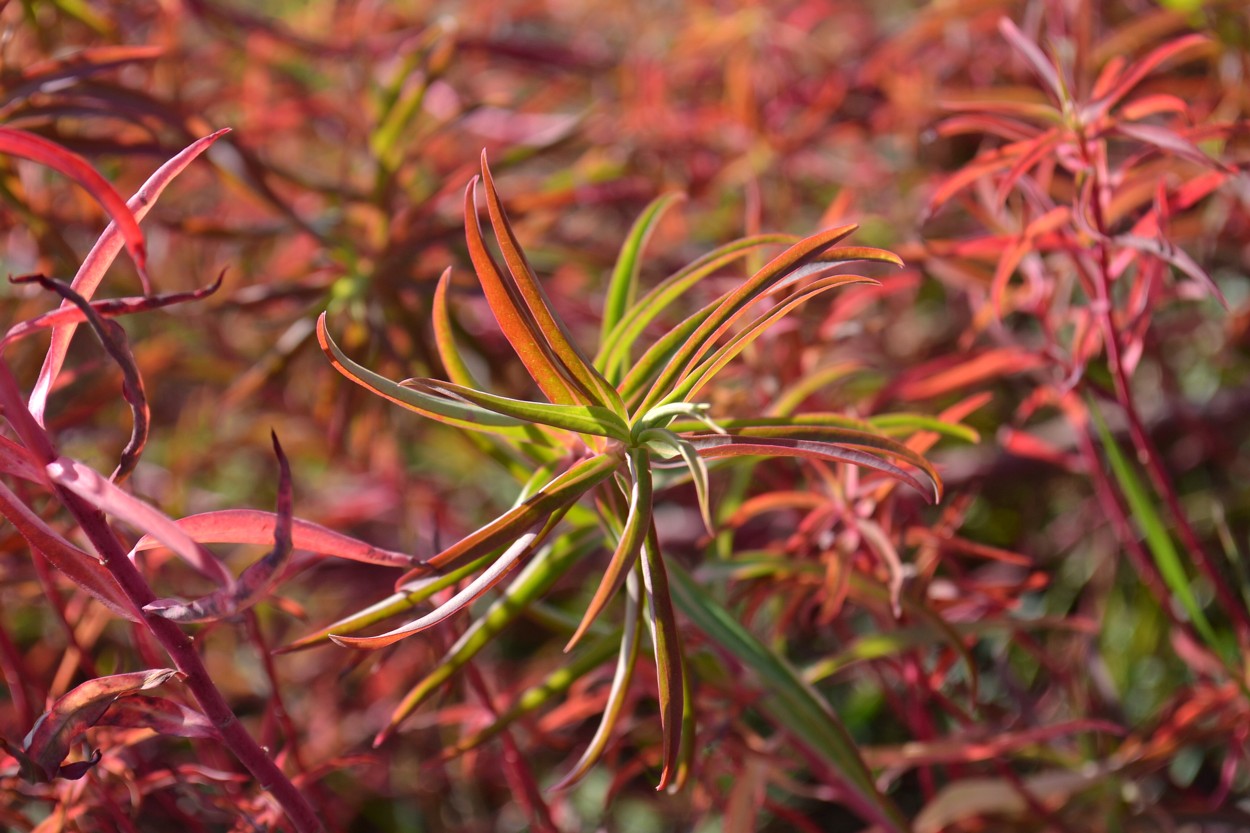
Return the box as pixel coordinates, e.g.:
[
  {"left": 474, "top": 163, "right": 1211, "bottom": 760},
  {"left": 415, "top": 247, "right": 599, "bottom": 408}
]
[{"left": 2, "top": 0, "right": 1249, "bottom": 830}]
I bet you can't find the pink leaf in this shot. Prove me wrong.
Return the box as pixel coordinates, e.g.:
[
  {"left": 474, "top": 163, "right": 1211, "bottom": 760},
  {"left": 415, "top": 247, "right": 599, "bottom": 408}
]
[
  {"left": 46, "top": 456, "right": 235, "bottom": 590},
  {"left": 28, "top": 128, "right": 230, "bottom": 425}
]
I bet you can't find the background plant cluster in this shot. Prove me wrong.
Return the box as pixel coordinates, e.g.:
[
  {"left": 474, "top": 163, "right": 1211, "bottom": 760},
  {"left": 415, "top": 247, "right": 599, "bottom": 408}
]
[{"left": 1, "top": 0, "right": 1249, "bottom": 830}]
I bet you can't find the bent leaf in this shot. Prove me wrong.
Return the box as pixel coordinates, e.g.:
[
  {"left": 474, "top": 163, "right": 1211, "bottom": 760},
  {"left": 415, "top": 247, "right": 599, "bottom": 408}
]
[
  {"left": 407, "top": 378, "right": 631, "bottom": 441},
  {"left": 318, "top": 313, "right": 533, "bottom": 436},
  {"left": 21, "top": 669, "right": 177, "bottom": 781}
]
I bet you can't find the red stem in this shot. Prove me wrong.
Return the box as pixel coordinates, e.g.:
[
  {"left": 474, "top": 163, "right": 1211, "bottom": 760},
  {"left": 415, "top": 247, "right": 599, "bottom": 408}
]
[
  {"left": 1076, "top": 130, "right": 1250, "bottom": 641},
  {"left": 0, "top": 366, "right": 324, "bottom": 833}
]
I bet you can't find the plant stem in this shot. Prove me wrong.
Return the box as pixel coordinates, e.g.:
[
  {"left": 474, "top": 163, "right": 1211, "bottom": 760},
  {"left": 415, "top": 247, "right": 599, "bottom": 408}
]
[
  {"left": 1076, "top": 131, "right": 1250, "bottom": 641},
  {"left": 0, "top": 366, "right": 324, "bottom": 833}
]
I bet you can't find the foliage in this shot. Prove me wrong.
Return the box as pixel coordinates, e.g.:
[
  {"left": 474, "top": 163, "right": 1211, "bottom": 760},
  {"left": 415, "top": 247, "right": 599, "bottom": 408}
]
[{"left": 1, "top": 1, "right": 1248, "bottom": 831}]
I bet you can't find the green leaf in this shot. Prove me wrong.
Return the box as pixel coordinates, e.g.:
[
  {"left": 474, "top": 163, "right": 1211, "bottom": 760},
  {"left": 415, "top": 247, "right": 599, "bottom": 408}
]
[
  {"left": 1090, "top": 403, "right": 1224, "bottom": 654},
  {"left": 552, "top": 570, "right": 643, "bottom": 791},
  {"left": 601, "top": 191, "right": 686, "bottom": 346},
  {"left": 669, "top": 563, "right": 908, "bottom": 832},
  {"left": 277, "top": 553, "right": 495, "bottom": 652},
  {"left": 406, "top": 378, "right": 631, "bottom": 442},
  {"left": 317, "top": 314, "right": 532, "bottom": 437},
  {"left": 598, "top": 233, "right": 794, "bottom": 382}
]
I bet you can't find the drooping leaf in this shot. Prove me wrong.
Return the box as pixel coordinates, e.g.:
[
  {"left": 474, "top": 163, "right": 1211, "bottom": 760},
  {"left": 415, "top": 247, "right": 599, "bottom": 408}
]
[
  {"left": 14, "top": 274, "right": 149, "bottom": 482},
  {"left": 21, "top": 669, "right": 178, "bottom": 781},
  {"left": 638, "top": 526, "right": 683, "bottom": 790},
  {"left": 687, "top": 434, "right": 938, "bottom": 503},
  {"left": 566, "top": 448, "right": 653, "bottom": 651},
  {"left": 92, "top": 695, "right": 219, "bottom": 740},
  {"left": 552, "top": 570, "right": 643, "bottom": 791}
]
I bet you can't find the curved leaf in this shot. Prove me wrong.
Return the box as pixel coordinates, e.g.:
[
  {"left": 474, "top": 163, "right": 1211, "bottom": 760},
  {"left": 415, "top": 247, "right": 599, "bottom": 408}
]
[
  {"left": 317, "top": 313, "right": 532, "bottom": 436},
  {"left": 553, "top": 570, "right": 643, "bottom": 791},
  {"left": 479, "top": 154, "right": 626, "bottom": 414},
  {"left": 406, "top": 378, "right": 630, "bottom": 442},
  {"left": 0, "top": 127, "right": 148, "bottom": 284}
]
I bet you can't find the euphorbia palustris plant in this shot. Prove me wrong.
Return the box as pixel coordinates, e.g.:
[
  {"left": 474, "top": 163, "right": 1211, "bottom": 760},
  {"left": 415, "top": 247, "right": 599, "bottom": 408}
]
[{"left": 316, "top": 151, "right": 940, "bottom": 791}]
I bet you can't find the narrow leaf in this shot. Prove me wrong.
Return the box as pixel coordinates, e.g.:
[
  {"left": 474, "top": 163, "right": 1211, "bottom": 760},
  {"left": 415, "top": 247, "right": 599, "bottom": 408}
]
[
  {"left": 406, "top": 378, "right": 631, "bottom": 442},
  {"left": 416, "top": 453, "right": 620, "bottom": 572},
  {"left": 317, "top": 313, "right": 533, "bottom": 436},
  {"left": 639, "top": 526, "right": 683, "bottom": 790},
  {"left": 382, "top": 531, "right": 600, "bottom": 737},
  {"left": 635, "top": 225, "right": 859, "bottom": 415},
  {"left": 29, "top": 129, "right": 229, "bottom": 424},
  {"left": 566, "top": 448, "right": 653, "bottom": 651},
  {"left": 669, "top": 563, "right": 908, "bottom": 832},
  {"left": 130, "top": 508, "right": 417, "bottom": 569},
  {"left": 1, "top": 271, "right": 223, "bottom": 351},
  {"left": 1090, "top": 404, "right": 1222, "bottom": 652},
  {"left": 601, "top": 192, "right": 686, "bottom": 344},
  {"left": 14, "top": 274, "right": 149, "bottom": 482},
  {"left": 463, "top": 176, "right": 584, "bottom": 406},
  {"left": 431, "top": 267, "right": 484, "bottom": 389},
  {"left": 687, "top": 433, "right": 938, "bottom": 503},
  {"left": 0, "top": 127, "right": 148, "bottom": 284},
  {"left": 0, "top": 480, "right": 139, "bottom": 620},
  {"left": 598, "top": 234, "right": 795, "bottom": 383},
  {"left": 479, "top": 154, "right": 626, "bottom": 414},
  {"left": 552, "top": 570, "right": 643, "bottom": 791}
]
